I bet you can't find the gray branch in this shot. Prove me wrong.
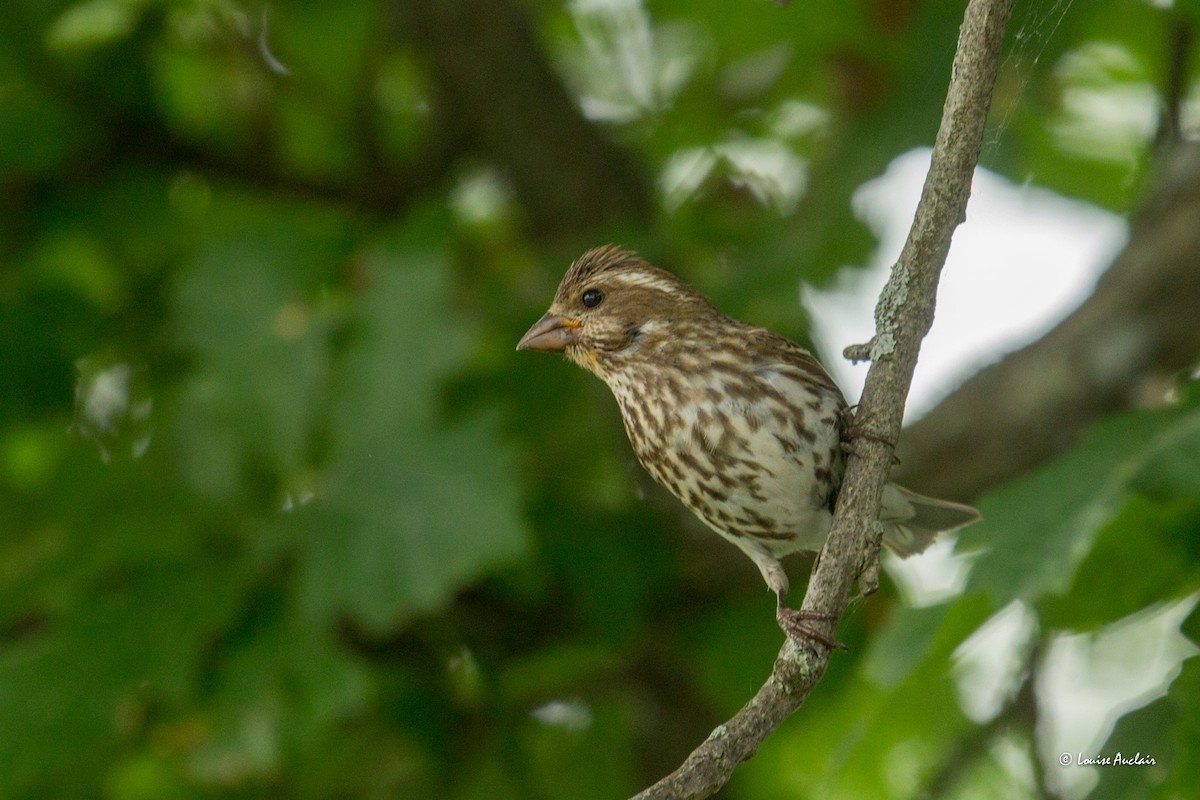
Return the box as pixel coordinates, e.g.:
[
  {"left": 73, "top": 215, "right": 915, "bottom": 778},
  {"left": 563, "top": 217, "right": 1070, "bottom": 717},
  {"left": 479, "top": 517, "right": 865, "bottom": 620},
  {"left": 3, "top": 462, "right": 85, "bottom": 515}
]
[{"left": 630, "top": 0, "right": 1015, "bottom": 797}]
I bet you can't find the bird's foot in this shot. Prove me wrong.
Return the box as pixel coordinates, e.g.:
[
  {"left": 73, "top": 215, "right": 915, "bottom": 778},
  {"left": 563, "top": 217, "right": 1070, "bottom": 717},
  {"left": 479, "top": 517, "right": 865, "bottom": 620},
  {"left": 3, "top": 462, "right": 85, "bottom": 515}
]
[
  {"left": 837, "top": 407, "right": 897, "bottom": 458},
  {"left": 776, "top": 607, "right": 846, "bottom": 651},
  {"left": 840, "top": 428, "right": 899, "bottom": 461}
]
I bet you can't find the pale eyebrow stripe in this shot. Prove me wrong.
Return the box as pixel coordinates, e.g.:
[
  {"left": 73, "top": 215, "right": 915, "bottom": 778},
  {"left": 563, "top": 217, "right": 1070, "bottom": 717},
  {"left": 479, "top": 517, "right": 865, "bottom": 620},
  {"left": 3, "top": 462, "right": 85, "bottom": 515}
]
[{"left": 609, "top": 270, "right": 679, "bottom": 294}]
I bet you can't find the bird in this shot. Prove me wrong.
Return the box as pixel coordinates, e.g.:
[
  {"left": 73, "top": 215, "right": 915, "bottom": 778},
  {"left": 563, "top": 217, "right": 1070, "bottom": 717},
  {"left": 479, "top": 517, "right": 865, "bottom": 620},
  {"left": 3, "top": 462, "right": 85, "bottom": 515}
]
[{"left": 517, "top": 246, "right": 979, "bottom": 647}]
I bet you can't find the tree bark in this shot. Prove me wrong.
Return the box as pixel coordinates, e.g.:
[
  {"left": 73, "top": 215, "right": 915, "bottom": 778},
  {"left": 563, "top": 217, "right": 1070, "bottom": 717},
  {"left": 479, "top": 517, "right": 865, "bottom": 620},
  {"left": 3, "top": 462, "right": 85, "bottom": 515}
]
[{"left": 395, "top": 0, "right": 653, "bottom": 238}]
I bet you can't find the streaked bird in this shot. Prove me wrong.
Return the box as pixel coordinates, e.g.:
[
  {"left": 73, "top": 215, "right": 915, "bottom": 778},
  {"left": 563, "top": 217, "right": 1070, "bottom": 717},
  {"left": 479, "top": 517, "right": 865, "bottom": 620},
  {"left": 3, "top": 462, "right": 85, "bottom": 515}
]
[{"left": 518, "top": 246, "right": 979, "bottom": 646}]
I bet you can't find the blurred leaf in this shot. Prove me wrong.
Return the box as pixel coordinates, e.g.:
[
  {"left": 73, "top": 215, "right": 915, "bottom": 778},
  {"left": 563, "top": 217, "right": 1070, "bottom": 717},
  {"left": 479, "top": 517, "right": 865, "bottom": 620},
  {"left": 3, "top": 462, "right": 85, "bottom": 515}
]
[
  {"left": 1040, "top": 496, "right": 1200, "bottom": 631},
  {"left": 45, "top": 0, "right": 140, "bottom": 52},
  {"left": 0, "top": 421, "right": 67, "bottom": 491},
  {"left": 193, "top": 601, "right": 370, "bottom": 788},
  {"left": 29, "top": 230, "right": 125, "bottom": 312},
  {"left": 45, "top": 0, "right": 139, "bottom": 52},
  {"left": 964, "top": 390, "right": 1200, "bottom": 606},
  {"left": 520, "top": 698, "right": 637, "bottom": 799},
  {"left": 862, "top": 594, "right": 992, "bottom": 689},
  {"left": 151, "top": 48, "right": 268, "bottom": 152},
  {"left": 0, "top": 79, "right": 95, "bottom": 176},
  {"left": 170, "top": 213, "right": 344, "bottom": 498},
  {"left": 294, "top": 232, "right": 528, "bottom": 631},
  {"left": 0, "top": 527, "right": 246, "bottom": 795}
]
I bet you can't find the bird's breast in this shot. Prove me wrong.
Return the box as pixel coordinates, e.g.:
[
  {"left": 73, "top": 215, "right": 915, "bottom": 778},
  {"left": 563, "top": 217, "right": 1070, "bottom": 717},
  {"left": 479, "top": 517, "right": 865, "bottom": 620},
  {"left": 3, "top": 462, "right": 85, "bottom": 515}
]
[{"left": 605, "top": 363, "right": 843, "bottom": 553}]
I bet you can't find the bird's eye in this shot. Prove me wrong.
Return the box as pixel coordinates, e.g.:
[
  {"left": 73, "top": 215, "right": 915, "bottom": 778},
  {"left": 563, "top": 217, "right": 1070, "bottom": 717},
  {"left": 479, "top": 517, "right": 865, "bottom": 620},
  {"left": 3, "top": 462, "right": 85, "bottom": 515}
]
[{"left": 581, "top": 288, "right": 603, "bottom": 308}]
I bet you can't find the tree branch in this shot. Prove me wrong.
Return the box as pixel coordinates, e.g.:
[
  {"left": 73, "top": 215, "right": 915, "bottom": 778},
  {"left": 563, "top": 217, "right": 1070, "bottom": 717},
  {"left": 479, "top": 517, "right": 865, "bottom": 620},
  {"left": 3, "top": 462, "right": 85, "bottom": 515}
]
[
  {"left": 1154, "top": 13, "right": 1192, "bottom": 149},
  {"left": 394, "top": 0, "right": 653, "bottom": 238},
  {"left": 629, "top": 1, "right": 1014, "bottom": 797}
]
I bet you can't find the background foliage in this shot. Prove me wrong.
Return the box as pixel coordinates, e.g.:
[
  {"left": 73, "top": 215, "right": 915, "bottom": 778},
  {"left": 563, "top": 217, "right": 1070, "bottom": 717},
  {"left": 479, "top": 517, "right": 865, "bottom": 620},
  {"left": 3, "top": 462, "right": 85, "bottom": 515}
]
[{"left": 2, "top": 0, "right": 1198, "bottom": 797}]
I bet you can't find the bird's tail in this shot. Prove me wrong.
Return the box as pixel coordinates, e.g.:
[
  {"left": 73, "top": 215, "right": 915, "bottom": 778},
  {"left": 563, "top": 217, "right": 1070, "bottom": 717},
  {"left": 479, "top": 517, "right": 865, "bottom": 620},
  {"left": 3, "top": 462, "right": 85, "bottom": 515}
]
[{"left": 879, "top": 483, "right": 980, "bottom": 557}]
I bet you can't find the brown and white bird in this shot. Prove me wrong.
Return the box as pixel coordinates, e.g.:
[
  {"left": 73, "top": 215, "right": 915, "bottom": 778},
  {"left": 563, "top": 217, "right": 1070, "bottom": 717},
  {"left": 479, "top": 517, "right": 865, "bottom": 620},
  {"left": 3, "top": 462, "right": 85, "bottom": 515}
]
[{"left": 517, "top": 246, "right": 978, "bottom": 646}]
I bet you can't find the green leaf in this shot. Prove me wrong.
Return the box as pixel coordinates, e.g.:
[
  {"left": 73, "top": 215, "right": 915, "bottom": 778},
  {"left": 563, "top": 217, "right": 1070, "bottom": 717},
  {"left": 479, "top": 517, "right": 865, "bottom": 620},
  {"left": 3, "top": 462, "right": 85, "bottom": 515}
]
[
  {"left": 170, "top": 217, "right": 343, "bottom": 498},
  {"left": 1040, "top": 496, "right": 1200, "bottom": 631},
  {"left": 964, "top": 392, "right": 1200, "bottom": 607},
  {"left": 0, "top": 546, "right": 245, "bottom": 795},
  {"left": 294, "top": 234, "right": 527, "bottom": 631},
  {"left": 741, "top": 595, "right": 992, "bottom": 799},
  {"left": 192, "top": 605, "right": 370, "bottom": 786},
  {"left": 45, "top": 0, "right": 140, "bottom": 52},
  {"left": 862, "top": 595, "right": 992, "bottom": 688}
]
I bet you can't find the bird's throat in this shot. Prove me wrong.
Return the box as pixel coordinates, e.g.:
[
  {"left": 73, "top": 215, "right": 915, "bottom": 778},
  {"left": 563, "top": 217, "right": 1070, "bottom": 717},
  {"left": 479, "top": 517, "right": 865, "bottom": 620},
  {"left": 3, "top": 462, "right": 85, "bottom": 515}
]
[{"left": 568, "top": 345, "right": 601, "bottom": 375}]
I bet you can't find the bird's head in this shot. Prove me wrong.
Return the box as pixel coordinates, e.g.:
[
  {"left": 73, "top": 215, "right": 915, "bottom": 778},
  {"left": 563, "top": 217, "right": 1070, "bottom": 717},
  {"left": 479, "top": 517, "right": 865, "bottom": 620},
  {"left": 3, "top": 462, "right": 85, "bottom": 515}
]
[{"left": 516, "top": 246, "right": 717, "bottom": 377}]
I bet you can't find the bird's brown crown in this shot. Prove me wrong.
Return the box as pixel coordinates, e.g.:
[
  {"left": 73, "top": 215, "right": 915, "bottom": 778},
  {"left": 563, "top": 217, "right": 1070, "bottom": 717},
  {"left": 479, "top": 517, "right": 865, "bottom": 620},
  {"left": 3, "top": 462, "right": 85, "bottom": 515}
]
[
  {"left": 544, "top": 246, "right": 724, "bottom": 376},
  {"left": 552, "top": 246, "right": 701, "bottom": 306}
]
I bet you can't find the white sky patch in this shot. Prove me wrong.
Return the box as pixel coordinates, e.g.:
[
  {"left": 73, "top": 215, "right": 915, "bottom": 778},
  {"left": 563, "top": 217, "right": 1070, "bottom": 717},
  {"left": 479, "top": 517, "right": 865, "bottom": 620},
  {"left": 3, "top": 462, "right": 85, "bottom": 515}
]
[
  {"left": 885, "top": 534, "right": 976, "bottom": 607},
  {"left": 952, "top": 600, "right": 1040, "bottom": 723},
  {"left": 803, "top": 147, "right": 1128, "bottom": 421}
]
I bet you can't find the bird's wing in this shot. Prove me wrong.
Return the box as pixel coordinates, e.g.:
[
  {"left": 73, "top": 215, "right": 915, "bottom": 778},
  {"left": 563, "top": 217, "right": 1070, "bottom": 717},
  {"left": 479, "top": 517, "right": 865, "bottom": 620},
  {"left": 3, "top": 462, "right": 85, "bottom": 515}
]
[{"left": 745, "top": 328, "right": 846, "bottom": 401}]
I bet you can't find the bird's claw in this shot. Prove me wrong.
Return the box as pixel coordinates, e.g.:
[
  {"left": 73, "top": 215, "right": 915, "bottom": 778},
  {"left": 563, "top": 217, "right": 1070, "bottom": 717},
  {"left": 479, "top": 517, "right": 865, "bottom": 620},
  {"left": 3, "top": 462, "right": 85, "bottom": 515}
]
[
  {"left": 776, "top": 607, "right": 846, "bottom": 651},
  {"left": 837, "top": 406, "right": 897, "bottom": 457},
  {"left": 840, "top": 429, "right": 899, "bottom": 463}
]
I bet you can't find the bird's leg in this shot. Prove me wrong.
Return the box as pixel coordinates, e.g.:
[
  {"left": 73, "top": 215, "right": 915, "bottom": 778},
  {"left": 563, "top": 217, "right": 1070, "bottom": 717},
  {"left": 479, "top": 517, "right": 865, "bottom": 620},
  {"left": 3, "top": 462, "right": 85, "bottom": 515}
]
[
  {"left": 745, "top": 547, "right": 846, "bottom": 650},
  {"left": 774, "top": 591, "right": 846, "bottom": 651}
]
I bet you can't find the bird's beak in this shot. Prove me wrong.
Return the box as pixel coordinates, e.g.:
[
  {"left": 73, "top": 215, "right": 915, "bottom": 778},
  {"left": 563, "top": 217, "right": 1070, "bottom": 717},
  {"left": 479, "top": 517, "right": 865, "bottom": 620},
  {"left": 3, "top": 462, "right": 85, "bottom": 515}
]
[{"left": 516, "top": 313, "right": 581, "bottom": 353}]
